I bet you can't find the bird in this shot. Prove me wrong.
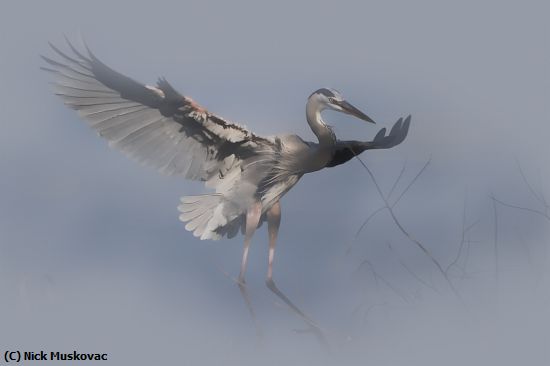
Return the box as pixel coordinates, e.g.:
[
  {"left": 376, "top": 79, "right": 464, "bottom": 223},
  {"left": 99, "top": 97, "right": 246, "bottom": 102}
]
[{"left": 42, "top": 39, "right": 410, "bottom": 325}]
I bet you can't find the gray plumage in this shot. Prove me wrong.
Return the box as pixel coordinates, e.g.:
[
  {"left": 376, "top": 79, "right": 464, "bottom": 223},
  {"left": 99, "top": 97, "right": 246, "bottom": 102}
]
[{"left": 42, "top": 39, "right": 410, "bottom": 243}]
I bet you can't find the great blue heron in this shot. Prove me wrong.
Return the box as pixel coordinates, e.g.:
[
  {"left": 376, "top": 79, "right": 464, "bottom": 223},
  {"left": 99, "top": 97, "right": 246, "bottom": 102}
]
[{"left": 42, "top": 39, "right": 410, "bottom": 337}]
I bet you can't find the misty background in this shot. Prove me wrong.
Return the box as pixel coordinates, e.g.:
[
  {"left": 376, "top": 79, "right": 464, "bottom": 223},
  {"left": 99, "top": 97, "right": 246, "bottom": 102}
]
[{"left": 1, "top": 0, "right": 548, "bottom": 364}]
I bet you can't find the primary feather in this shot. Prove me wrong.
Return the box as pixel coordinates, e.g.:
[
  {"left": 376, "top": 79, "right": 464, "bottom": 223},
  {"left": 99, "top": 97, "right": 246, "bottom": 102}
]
[{"left": 43, "top": 39, "right": 302, "bottom": 240}]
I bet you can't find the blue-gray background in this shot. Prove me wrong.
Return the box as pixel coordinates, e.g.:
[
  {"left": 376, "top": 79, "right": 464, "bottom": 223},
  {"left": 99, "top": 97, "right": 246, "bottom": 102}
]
[{"left": 1, "top": 1, "right": 548, "bottom": 365}]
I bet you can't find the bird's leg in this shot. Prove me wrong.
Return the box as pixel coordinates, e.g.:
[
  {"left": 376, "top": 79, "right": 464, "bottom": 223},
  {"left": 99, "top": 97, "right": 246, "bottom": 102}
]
[
  {"left": 265, "top": 201, "right": 329, "bottom": 349},
  {"left": 238, "top": 201, "right": 262, "bottom": 284},
  {"left": 237, "top": 201, "right": 263, "bottom": 338},
  {"left": 266, "top": 201, "right": 281, "bottom": 281}
]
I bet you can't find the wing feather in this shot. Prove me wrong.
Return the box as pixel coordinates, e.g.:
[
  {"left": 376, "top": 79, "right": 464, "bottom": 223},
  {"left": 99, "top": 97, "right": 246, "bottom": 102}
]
[
  {"left": 43, "top": 39, "right": 275, "bottom": 181},
  {"left": 325, "top": 116, "right": 411, "bottom": 168}
]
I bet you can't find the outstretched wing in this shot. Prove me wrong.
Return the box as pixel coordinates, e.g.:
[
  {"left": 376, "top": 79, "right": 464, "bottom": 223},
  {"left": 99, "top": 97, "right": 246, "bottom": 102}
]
[
  {"left": 42, "top": 38, "right": 275, "bottom": 180},
  {"left": 326, "top": 115, "right": 411, "bottom": 168}
]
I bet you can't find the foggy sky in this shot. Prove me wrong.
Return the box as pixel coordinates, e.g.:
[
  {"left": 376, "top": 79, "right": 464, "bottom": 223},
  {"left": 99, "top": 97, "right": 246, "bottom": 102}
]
[{"left": 1, "top": 1, "right": 548, "bottom": 365}]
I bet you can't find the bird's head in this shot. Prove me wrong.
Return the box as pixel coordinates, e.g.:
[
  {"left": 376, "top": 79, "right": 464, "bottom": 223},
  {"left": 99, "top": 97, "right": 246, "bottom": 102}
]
[{"left": 309, "top": 88, "right": 375, "bottom": 124}]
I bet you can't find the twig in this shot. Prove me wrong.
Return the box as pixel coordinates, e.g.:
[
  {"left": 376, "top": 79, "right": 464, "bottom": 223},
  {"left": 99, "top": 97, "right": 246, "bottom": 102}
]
[
  {"left": 491, "top": 196, "right": 550, "bottom": 222},
  {"left": 347, "top": 158, "right": 430, "bottom": 252},
  {"left": 356, "top": 259, "right": 409, "bottom": 303},
  {"left": 352, "top": 155, "right": 465, "bottom": 304},
  {"left": 386, "top": 241, "right": 440, "bottom": 294},
  {"left": 446, "top": 193, "right": 479, "bottom": 274},
  {"left": 388, "top": 160, "right": 407, "bottom": 199},
  {"left": 391, "top": 157, "right": 431, "bottom": 208},
  {"left": 346, "top": 206, "right": 386, "bottom": 254}
]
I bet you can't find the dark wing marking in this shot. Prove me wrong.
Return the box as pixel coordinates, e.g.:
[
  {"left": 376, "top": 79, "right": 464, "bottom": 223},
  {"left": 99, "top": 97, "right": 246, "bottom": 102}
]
[
  {"left": 326, "top": 115, "right": 411, "bottom": 168},
  {"left": 42, "top": 38, "right": 274, "bottom": 179}
]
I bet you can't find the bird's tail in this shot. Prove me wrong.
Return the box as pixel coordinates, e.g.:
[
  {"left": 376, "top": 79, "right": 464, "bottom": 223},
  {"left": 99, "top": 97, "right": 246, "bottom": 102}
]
[{"left": 178, "top": 194, "right": 241, "bottom": 240}]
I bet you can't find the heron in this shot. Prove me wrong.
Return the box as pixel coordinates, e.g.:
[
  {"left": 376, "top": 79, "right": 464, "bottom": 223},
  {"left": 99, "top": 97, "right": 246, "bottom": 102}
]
[{"left": 42, "top": 39, "right": 410, "bottom": 336}]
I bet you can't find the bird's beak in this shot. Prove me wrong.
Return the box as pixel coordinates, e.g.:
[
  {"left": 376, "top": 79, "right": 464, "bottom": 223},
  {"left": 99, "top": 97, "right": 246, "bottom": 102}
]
[{"left": 336, "top": 100, "right": 376, "bottom": 124}]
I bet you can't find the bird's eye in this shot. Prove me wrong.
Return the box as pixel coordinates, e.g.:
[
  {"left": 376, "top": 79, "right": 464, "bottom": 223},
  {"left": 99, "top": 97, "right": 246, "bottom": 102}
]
[{"left": 328, "top": 97, "right": 335, "bottom": 103}]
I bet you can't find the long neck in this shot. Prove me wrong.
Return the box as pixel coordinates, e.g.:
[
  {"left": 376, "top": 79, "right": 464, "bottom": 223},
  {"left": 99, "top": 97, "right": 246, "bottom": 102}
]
[{"left": 306, "top": 99, "right": 336, "bottom": 148}]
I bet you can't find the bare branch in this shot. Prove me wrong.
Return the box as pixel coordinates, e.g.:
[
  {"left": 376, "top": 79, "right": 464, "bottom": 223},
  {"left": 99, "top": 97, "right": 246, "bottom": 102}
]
[
  {"left": 445, "top": 193, "right": 479, "bottom": 275},
  {"left": 347, "top": 157, "right": 430, "bottom": 253},
  {"left": 351, "top": 154, "right": 465, "bottom": 304},
  {"left": 356, "top": 259, "right": 409, "bottom": 303},
  {"left": 391, "top": 157, "right": 431, "bottom": 208},
  {"left": 346, "top": 206, "right": 386, "bottom": 254},
  {"left": 386, "top": 241, "right": 440, "bottom": 294},
  {"left": 491, "top": 196, "right": 550, "bottom": 222},
  {"left": 388, "top": 160, "right": 407, "bottom": 199}
]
